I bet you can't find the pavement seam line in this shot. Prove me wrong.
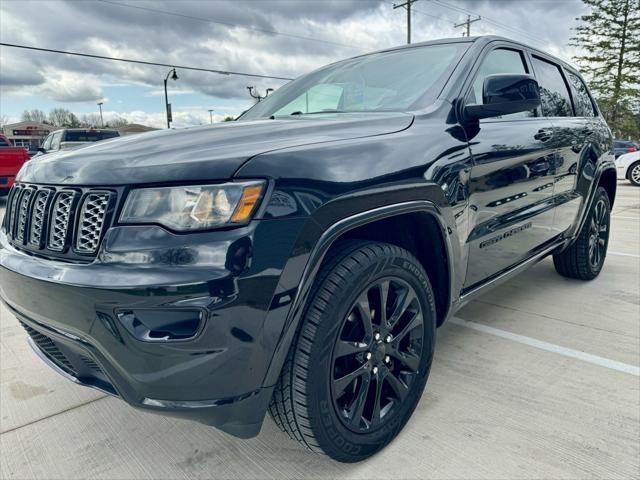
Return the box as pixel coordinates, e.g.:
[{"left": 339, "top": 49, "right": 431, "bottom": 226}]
[
  {"left": 0, "top": 394, "right": 109, "bottom": 435},
  {"left": 450, "top": 317, "right": 640, "bottom": 376},
  {"left": 608, "top": 251, "right": 640, "bottom": 258}
]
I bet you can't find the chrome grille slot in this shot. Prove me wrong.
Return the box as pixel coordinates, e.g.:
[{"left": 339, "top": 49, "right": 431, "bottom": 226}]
[
  {"left": 4, "top": 186, "right": 20, "bottom": 236},
  {"left": 75, "top": 193, "right": 111, "bottom": 254},
  {"left": 16, "top": 188, "right": 35, "bottom": 243},
  {"left": 5, "top": 184, "right": 117, "bottom": 261},
  {"left": 48, "top": 191, "right": 75, "bottom": 251},
  {"left": 29, "top": 190, "right": 52, "bottom": 247}
]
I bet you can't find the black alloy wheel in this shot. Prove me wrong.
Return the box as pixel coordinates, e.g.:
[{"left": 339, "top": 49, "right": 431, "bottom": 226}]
[
  {"left": 331, "top": 277, "right": 424, "bottom": 433},
  {"left": 553, "top": 186, "right": 611, "bottom": 280},
  {"left": 588, "top": 197, "right": 608, "bottom": 270}
]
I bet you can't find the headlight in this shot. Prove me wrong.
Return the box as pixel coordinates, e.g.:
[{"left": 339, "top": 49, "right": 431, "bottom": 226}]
[{"left": 119, "top": 181, "right": 265, "bottom": 231}]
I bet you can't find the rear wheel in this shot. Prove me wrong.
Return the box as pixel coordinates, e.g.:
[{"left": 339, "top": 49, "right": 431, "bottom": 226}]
[
  {"left": 269, "top": 241, "right": 436, "bottom": 462},
  {"left": 553, "top": 187, "right": 610, "bottom": 280},
  {"left": 628, "top": 161, "right": 640, "bottom": 186}
]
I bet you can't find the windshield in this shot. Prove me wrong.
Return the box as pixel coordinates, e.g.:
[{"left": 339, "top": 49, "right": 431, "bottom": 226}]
[
  {"left": 64, "top": 131, "right": 120, "bottom": 142},
  {"left": 241, "top": 43, "right": 466, "bottom": 120}
]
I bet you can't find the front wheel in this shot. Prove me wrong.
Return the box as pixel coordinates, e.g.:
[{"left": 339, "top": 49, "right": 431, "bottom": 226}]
[
  {"left": 553, "top": 186, "right": 611, "bottom": 280},
  {"left": 269, "top": 241, "right": 436, "bottom": 462},
  {"left": 628, "top": 161, "right": 640, "bottom": 186}
]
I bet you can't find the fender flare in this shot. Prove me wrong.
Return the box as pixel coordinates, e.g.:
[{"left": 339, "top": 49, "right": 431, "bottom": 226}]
[
  {"left": 562, "top": 160, "right": 616, "bottom": 248},
  {"left": 261, "top": 200, "right": 458, "bottom": 387}
]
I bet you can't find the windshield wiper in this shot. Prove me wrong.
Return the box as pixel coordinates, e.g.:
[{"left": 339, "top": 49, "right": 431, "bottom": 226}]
[{"left": 269, "top": 109, "right": 348, "bottom": 119}]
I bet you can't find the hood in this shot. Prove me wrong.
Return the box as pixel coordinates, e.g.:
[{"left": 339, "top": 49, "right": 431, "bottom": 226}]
[{"left": 17, "top": 112, "right": 413, "bottom": 186}]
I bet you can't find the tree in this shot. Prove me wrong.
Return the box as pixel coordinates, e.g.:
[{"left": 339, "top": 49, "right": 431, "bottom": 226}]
[
  {"left": 0, "top": 115, "right": 9, "bottom": 129},
  {"left": 106, "top": 116, "right": 129, "bottom": 128},
  {"left": 48, "top": 108, "right": 82, "bottom": 127},
  {"left": 571, "top": 0, "right": 640, "bottom": 138},
  {"left": 223, "top": 116, "right": 235, "bottom": 122},
  {"left": 21, "top": 109, "right": 49, "bottom": 124},
  {"left": 79, "top": 114, "right": 101, "bottom": 127}
]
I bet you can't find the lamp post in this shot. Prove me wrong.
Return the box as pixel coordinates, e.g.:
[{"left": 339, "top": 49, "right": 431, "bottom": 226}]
[
  {"left": 208, "top": 109, "right": 214, "bottom": 124},
  {"left": 164, "top": 68, "right": 179, "bottom": 129},
  {"left": 247, "top": 86, "right": 274, "bottom": 102},
  {"left": 97, "top": 102, "right": 104, "bottom": 128}
]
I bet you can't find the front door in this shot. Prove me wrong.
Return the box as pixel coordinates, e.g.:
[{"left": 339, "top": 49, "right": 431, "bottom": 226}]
[{"left": 463, "top": 46, "right": 558, "bottom": 289}]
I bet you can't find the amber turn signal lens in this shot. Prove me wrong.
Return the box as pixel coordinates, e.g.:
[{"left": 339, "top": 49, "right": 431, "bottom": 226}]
[{"left": 231, "top": 184, "right": 264, "bottom": 222}]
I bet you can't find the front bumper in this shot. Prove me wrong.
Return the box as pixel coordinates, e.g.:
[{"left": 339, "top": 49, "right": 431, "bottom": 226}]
[{"left": 0, "top": 218, "right": 306, "bottom": 437}]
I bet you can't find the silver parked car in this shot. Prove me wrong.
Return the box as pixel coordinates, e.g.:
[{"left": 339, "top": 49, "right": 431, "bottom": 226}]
[{"left": 35, "top": 128, "right": 120, "bottom": 157}]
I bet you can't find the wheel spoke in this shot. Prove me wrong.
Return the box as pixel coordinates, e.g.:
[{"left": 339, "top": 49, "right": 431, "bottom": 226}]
[
  {"left": 385, "top": 371, "right": 409, "bottom": 402},
  {"left": 394, "top": 311, "right": 423, "bottom": 343},
  {"left": 370, "top": 376, "right": 384, "bottom": 427},
  {"left": 377, "top": 281, "right": 390, "bottom": 325},
  {"left": 334, "top": 363, "right": 369, "bottom": 397},
  {"left": 334, "top": 340, "right": 368, "bottom": 359},
  {"left": 389, "top": 350, "right": 420, "bottom": 372},
  {"left": 353, "top": 292, "right": 373, "bottom": 341},
  {"left": 387, "top": 288, "right": 416, "bottom": 331},
  {"left": 347, "top": 371, "right": 372, "bottom": 426}
]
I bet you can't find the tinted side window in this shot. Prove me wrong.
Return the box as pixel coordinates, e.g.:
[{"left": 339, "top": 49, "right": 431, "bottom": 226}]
[
  {"left": 0, "top": 137, "right": 9, "bottom": 147},
  {"left": 531, "top": 57, "right": 573, "bottom": 117},
  {"left": 566, "top": 71, "right": 595, "bottom": 117},
  {"left": 468, "top": 48, "right": 534, "bottom": 118}
]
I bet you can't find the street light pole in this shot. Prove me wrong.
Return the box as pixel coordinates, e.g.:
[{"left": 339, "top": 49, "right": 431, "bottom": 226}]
[
  {"left": 97, "top": 102, "right": 104, "bottom": 128},
  {"left": 208, "top": 109, "right": 214, "bottom": 124},
  {"left": 164, "top": 68, "right": 179, "bottom": 129}
]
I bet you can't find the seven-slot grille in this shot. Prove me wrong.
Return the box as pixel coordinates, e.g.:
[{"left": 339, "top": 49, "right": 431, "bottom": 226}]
[{"left": 3, "top": 184, "right": 115, "bottom": 259}]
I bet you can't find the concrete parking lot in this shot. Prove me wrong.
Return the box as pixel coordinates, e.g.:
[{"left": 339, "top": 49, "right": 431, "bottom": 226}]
[{"left": 1, "top": 183, "right": 638, "bottom": 479}]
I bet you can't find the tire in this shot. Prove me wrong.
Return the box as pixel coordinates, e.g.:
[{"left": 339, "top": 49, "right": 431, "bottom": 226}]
[
  {"left": 269, "top": 241, "right": 437, "bottom": 462},
  {"left": 553, "top": 187, "right": 611, "bottom": 280},
  {"left": 627, "top": 161, "right": 640, "bottom": 186}
]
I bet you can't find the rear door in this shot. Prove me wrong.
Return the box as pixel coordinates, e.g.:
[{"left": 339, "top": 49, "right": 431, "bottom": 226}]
[
  {"left": 530, "top": 60, "right": 599, "bottom": 235},
  {"left": 463, "top": 44, "right": 558, "bottom": 289}
]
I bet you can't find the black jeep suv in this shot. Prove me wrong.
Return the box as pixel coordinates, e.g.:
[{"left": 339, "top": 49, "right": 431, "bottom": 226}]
[{"left": 0, "top": 36, "right": 616, "bottom": 462}]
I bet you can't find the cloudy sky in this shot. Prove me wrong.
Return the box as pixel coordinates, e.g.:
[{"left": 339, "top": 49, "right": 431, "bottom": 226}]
[{"left": 0, "top": 0, "right": 589, "bottom": 128}]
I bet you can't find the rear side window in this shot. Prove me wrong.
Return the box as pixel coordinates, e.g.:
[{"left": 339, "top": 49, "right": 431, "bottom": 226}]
[
  {"left": 468, "top": 48, "right": 534, "bottom": 118},
  {"left": 0, "top": 137, "right": 9, "bottom": 147},
  {"left": 531, "top": 57, "right": 573, "bottom": 117},
  {"left": 64, "top": 130, "right": 120, "bottom": 142},
  {"left": 566, "top": 71, "right": 595, "bottom": 117}
]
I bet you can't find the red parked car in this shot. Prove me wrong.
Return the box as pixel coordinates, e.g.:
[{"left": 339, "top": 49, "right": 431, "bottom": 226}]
[{"left": 0, "top": 134, "right": 30, "bottom": 196}]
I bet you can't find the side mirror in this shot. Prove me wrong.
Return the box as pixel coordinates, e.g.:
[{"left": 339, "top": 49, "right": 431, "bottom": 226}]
[
  {"left": 464, "top": 74, "right": 541, "bottom": 121},
  {"left": 37, "top": 147, "right": 47, "bottom": 153}
]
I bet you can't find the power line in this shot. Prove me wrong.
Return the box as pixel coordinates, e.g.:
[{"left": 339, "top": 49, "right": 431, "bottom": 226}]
[
  {"left": 429, "top": 0, "right": 549, "bottom": 45},
  {"left": 97, "top": 0, "right": 365, "bottom": 52},
  {"left": 0, "top": 42, "right": 294, "bottom": 81}
]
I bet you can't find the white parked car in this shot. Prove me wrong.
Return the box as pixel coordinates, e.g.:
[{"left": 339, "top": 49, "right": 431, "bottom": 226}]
[{"left": 616, "top": 150, "right": 640, "bottom": 186}]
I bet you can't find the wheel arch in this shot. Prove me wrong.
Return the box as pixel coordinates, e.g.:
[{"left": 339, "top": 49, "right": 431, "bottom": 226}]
[
  {"left": 598, "top": 166, "right": 617, "bottom": 207},
  {"left": 262, "top": 199, "right": 459, "bottom": 388}
]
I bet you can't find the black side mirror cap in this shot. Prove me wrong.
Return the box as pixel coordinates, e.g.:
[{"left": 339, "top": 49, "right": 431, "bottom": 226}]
[
  {"left": 464, "top": 74, "right": 541, "bottom": 121},
  {"left": 37, "top": 147, "right": 46, "bottom": 153}
]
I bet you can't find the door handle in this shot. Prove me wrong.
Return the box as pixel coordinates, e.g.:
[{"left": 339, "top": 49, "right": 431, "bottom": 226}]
[{"left": 534, "top": 128, "right": 553, "bottom": 142}]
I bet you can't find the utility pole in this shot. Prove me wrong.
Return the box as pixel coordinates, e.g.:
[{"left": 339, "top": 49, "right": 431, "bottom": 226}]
[
  {"left": 247, "top": 86, "right": 274, "bottom": 103},
  {"left": 208, "top": 109, "right": 214, "bottom": 124},
  {"left": 454, "top": 15, "right": 481, "bottom": 37},
  {"left": 393, "top": 0, "right": 419, "bottom": 44}
]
